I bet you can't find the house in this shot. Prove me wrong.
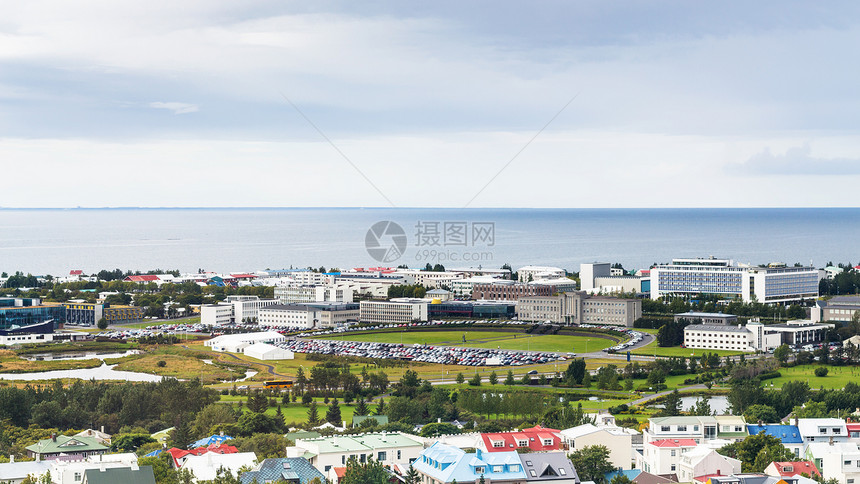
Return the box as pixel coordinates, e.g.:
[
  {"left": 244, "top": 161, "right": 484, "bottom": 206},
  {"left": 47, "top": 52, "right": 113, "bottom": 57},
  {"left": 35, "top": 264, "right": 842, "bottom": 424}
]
[
  {"left": 50, "top": 453, "right": 140, "bottom": 484},
  {"left": 181, "top": 452, "right": 258, "bottom": 482},
  {"left": 796, "top": 418, "right": 849, "bottom": 449},
  {"left": 804, "top": 441, "right": 860, "bottom": 483},
  {"left": 706, "top": 473, "right": 818, "bottom": 484},
  {"left": 480, "top": 426, "right": 563, "bottom": 453},
  {"left": 74, "top": 429, "right": 112, "bottom": 446},
  {"left": 746, "top": 425, "right": 804, "bottom": 458},
  {"left": 165, "top": 444, "right": 239, "bottom": 468},
  {"left": 635, "top": 438, "right": 697, "bottom": 476},
  {"left": 26, "top": 435, "right": 109, "bottom": 460},
  {"left": 604, "top": 469, "right": 677, "bottom": 484},
  {"left": 644, "top": 416, "right": 748, "bottom": 445},
  {"left": 676, "top": 446, "right": 741, "bottom": 483},
  {"left": 420, "top": 432, "right": 484, "bottom": 450},
  {"left": 848, "top": 422, "right": 860, "bottom": 441},
  {"left": 763, "top": 461, "right": 821, "bottom": 479},
  {"left": 190, "top": 433, "right": 233, "bottom": 449},
  {"left": 286, "top": 432, "right": 424, "bottom": 474},
  {"left": 413, "top": 443, "right": 527, "bottom": 484},
  {"left": 0, "top": 460, "right": 51, "bottom": 484},
  {"left": 560, "top": 424, "right": 634, "bottom": 470},
  {"left": 239, "top": 457, "right": 326, "bottom": 484},
  {"left": 81, "top": 466, "right": 156, "bottom": 484},
  {"left": 520, "top": 452, "right": 580, "bottom": 483}
]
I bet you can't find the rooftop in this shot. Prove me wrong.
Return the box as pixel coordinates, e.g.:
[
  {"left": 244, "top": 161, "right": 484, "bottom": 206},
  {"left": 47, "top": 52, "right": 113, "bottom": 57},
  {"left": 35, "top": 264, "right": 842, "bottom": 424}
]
[{"left": 746, "top": 425, "right": 803, "bottom": 444}]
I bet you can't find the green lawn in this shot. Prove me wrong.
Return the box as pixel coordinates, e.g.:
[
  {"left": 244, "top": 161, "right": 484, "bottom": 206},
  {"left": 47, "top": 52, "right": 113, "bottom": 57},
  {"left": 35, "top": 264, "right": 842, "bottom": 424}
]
[
  {"left": 315, "top": 330, "right": 614, "bottom": 353},
  {"left": 217, "top": 394, "right": 377, "bottom": 425},
  {"left": 767, "top": 364, "right": 860, "bottom": 390}
]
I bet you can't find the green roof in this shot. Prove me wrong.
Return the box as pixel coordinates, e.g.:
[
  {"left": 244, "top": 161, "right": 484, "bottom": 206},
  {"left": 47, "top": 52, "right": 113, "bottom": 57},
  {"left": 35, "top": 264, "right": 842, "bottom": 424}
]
[
  {"left": 298, "top": 432, "right": 423, "bottom": 454},
  {"left": 83, "top": 466, "right": 155, "bottom": 484},
  {"left": 285, "top": 430, "right": 321, "bottom": 441},
  {"left": 353, "top": 415, "right": 389, "bottom": 427},
  {"left": 26, "top": 435, "right": 108, "bottom": 455}
]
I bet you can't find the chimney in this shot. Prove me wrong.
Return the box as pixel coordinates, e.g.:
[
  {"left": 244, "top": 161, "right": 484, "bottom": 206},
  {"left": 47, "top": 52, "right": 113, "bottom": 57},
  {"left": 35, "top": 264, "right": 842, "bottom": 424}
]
[
  {"left": 830, "top": 436, "right": 834, "bottom": 446},
  {"left": 794, "top": 416, "right": 799, "bottom": 427},
  {"left": 9, "top": 455, "right": 13, "bottom": 463},
  {"left": 100, "top": 425, "right": 105, "bottom": 433},
  {"left": 438, "top": 418, "right": 442, "bottom": 423},
  {"left": 87, "top": 430, "right": 92, "bottom": 435},
  {"left": 51, "top": 433, "right": 57, "bottom": 442},
  {"left": 220, "top": 430, "right": 224, "bottom": 436}
]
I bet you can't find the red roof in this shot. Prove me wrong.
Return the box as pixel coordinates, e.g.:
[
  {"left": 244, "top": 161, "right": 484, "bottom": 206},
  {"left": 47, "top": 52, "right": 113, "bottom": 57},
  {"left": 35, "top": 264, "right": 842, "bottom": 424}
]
[
  {"left": 769, "top": 461, "right": 821, "bottom": 477},
  {"left": 229, "top": 273, "right": 257, "bottom": 279},
  {"left": 847, "top": 423, "right": 860, "bottom": 432},
  {"left": 70, "top": 270, "right": 83, "bottom": 276},
  {"left": 694, "top": 474, "right": 723, "bottom": 483},
  {"left": 649, "top": 439, "right": 698, "bottom": 448},
  {"left": 481, "top": 425, "right": 562, "bottom": 452},
  {"left": 333, "top": 467, "right": 347, "bottom": 478},
  {"left": 166, "top": 444, "right": 238, "bottom": 467},
  {"left": 124, "top": 275, "right": 160, "bottom": 282}
]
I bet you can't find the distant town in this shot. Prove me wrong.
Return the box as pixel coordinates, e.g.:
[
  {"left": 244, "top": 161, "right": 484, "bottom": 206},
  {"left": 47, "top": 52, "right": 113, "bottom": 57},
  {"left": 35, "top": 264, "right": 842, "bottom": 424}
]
[{"left": 0, "top": 257, "right": 859, "bottom": 484}]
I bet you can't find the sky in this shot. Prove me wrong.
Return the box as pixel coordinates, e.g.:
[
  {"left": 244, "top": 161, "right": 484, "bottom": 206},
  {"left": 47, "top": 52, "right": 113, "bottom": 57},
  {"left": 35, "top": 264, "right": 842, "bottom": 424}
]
[{"left": 1, "top": 1, "right": 859, "bottom": 208}]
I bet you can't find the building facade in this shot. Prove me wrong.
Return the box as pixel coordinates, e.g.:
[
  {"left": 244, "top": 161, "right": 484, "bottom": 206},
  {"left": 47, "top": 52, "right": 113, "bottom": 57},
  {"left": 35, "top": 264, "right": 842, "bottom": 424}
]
[
  {"left": 516, "top": 291, "right": 642, "bottom": 327},
  {"left": 258, "top": 303, "right": 360, "bottom": 329},
  {"left": 359, "top": 300, "right": 428, "bottom": 324}
]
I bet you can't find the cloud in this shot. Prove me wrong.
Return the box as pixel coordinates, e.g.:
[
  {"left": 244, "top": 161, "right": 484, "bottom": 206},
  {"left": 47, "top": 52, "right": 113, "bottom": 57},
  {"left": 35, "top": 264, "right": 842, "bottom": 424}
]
[
  {"left": 148, "top": 102, "right": 199, "bottom": 114},
  {"left": 732, "top": 144, "right": 860, "bottom": 176}
]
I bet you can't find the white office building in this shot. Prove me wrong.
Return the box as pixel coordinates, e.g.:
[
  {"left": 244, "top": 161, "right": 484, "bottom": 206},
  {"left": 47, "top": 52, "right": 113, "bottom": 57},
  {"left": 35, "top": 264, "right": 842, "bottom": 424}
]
[
  {"left": 517, "top": 266, "right": 566, "bottom": 282},
  {"left": 258, "top": 303, "right": 360, "bottom": 329},
  {"left": 359, "top": 299, "right": 428, "bottom": 324},
  {"left": 200, "top": 296, "right": 278, "bottom": 325},
  {"left": 581, "top": 262, "right": 647, "bottom": 294},
  {"left": 650, "top": 258, "right": 818, "bottom": 303}
]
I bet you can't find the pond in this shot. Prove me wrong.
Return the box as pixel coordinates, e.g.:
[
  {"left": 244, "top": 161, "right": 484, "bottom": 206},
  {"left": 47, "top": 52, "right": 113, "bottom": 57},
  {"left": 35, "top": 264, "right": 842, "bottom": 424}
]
[
  {"left": 21, "top": 350, "right": 141, "bottom": 361},
  {"left": 0, "top": 363, "right": 164, "bottom": 382},
  {"left": 680, "top": 395, "right": 730, "bottom": 415}
]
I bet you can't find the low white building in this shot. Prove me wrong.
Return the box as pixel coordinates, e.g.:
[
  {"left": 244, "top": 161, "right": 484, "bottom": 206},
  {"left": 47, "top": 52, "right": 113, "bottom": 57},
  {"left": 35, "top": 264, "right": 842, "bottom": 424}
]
[
  {"left": 287, "top": 432, "right": 424, "bottom": 474},
  {"left": 204, "top": 331, "right": 286, "bottom": 353},
  {"left": 517, "top": 265, "right": 566, "bottom": 282},
  {"left": 359, "top": 299, "right": 428, "bottom": 324},
  {"left": 676, "top": 446, "right": 742, "bottom": 483},
  {"left": 182, "top": 452, "right": 258, "bottom": 482},
  {"left": 200, "top": 296, "right": 278, "bottom": 325},
  {"left": 635, "top": 438, "right": 697, "bottom": 476},
  {"left": 805, "top": 441, "right": 860, "bottom": 483},
  {"left": 258, "top": 303, "right": 360, "bottom": 329},
  {"left": 797, "top": 418, "right": 849, "bottom": 446},
  {"left": 560, "top": 424, "right": 635, "bottom": 470},
  {"left": 50, "top": 453, "right": 140, "bottom": 484},
  {"left": 243, "top": 343, "right": 294, "bottom": 360}
]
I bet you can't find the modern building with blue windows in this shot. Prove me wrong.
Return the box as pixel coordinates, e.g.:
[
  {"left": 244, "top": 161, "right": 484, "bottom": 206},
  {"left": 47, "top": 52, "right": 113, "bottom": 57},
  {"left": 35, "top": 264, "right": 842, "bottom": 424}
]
[
  {"left": 651, "top": 257, "right": 818, "bottom": 303},
  {"left": 0, "top": 298, "right": 64, "bottom": 332}
]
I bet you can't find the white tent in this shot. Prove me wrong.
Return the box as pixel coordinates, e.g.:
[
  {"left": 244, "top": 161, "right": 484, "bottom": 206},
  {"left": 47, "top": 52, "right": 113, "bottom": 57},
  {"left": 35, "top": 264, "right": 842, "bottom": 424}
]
[{"left": 243, "top": 343, "right": 294, "bottom": 360}]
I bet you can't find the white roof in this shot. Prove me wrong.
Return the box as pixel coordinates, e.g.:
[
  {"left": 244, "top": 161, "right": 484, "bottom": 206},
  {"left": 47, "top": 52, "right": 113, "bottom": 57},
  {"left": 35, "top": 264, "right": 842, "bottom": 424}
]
[
  {"left": 806, "top": 441, "right": 860, "bottom": 457},
  {"left": 206, "top": 331, "right": 285, "bottom": 346},
  {"left": 796, "top": 418, "right": 848, "bottom": 436},
  {"left": 560, "top": 424, "right": 601, "bottom": 440},
  {"left": 244, "top": 343, "right": 293, "bottom": 359},
  {"left": 0, "top": 461, "right": 51, "bottom": 480},
  {"left": 182, "top": 452, "right": 257, "bottom": 481}
]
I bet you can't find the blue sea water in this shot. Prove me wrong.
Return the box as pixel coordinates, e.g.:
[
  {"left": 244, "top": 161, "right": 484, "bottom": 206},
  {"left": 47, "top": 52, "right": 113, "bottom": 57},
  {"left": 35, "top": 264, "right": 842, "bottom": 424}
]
[{"left": 0, "top": 207, "right": 858, "bottom": 275}]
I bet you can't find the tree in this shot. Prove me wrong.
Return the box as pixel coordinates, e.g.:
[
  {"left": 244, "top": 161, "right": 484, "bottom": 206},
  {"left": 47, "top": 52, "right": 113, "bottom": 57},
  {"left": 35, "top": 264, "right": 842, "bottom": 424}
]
[
  {"left": 326, "top": 399, "right": 342, "bottom": 425},
  {"left": 468, "top": 373, "right": 482, "bottom": 386},
  {"left": 815, "top": 367, "right": 829, "bottom": 377},
  {"left": 773, "top": 344, "right": 791, "bottom": 364},
  {"left": 718, "top": 432, "right": 794, "bottom": 472},
  {"left": 611, "top": 475, "right": 633, "bottom": 484},
  {"left": 237, "top": 412, "right": 283, "bottom": 436},
  {"left": 375, "top": 397, "right": 385, "bottom": 415},
  {"left": 354, "top": 398, "right": 369, "bottom": 417},
  {"left": 690, "top": 396, "right": 712, "bottom": 416},
  {"left": 657, "top": 390, "right": 682, "bottom": 417},
  {"left": 744, "top": 404, "right": 779, "bottom": 424},
  {"left": 404, "top": 465, "right": 420, "bottom": 484},
  {"left": 419, "top": 422, "right": 461, "bottom": 437},
  {"left": 456, "top": 373, "right": 465, "bottom": 384},
  {"left": 226, "top": 433, "right": 290, "bottom": 459},
  {"left": 488, "top": 371, "right": 498, "bottom": 386},
  {"left": 504, "top": 370, "right": 515, "bottom": 386},
  {"left": 307, "top": 402, "right": 320, "bottom": 425},
  {"left": 565, "top": 358, "right": 586, "bottom": 385},
  {"left": 192, "top": 403, "right": 238, "bottom": 438},
  {"left": 569, "top": 445, "right": 615, "bottom": 484},
  {"left": 170, "top": 416, "right": 193, "bottom": 449},
  {"left": 111, "top": 433, "right": 156, "bottom": 452},
  {"left": 97, "top": 317, "right": 108, "bottom": 330},
  {"left": 793, "top": 401, "right": 829, "bottom": 418},
  {"left": 341, "top": 457, "right": 390, "bottom": 484}
]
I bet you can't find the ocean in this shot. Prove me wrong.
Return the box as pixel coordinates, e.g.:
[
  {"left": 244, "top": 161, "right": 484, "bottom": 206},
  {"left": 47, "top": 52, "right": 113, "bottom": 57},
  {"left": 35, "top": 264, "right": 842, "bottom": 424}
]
[{"left": 0, "top": 207, "right": 858, "bottom": 276}]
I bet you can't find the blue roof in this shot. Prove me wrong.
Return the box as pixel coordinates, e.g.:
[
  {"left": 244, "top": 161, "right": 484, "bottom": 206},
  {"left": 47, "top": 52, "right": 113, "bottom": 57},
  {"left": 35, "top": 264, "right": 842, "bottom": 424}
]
[
  {"left": 606, "top": 469, "right": 642, "bottom": 482},
  {"left": 190, "top": 434, "right": 233, "bottom": 448},
  {"left": 746, "top": 425, "right": 803, "bottom": 444},
  {"left": 240, "top": 458, "right": 325, "bottom": 484},
  {"left": 413, "top": 443, "right": 526, "bottom": 483},
  {"left": 144, "top": 449, "right": 163, "bottom": 457}
]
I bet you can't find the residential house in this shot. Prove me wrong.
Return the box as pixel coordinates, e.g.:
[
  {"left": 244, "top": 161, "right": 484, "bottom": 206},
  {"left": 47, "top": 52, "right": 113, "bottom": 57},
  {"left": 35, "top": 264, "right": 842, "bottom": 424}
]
[
  {"left": 0, "top": 460, "right": 51, "bottom": 484},
  {"left": 520, "top": 452, "right": 580, "bottom": 484},
  {"left": 644, "top": 416, "right": 748, "bottom": 445},
  {"left": 189, "top": 433, "right": 233, "bottom": 449},
  {"left": 74, "top": 429, "right": 111, "bottom": 446},
  {"left": 605, "top": 469, "right": 678, "bottom": 484},
  {"left": 706, "top": 474, "right": 817, "bottom": 484},
  {"left": 181, "top": 452, "right": 258, "bottom": 482},
  {"left": 745, "top": 425, "right": 804, "bottom": 458},
  {"left": 560, "top": 424, "right": 634, "bottom": 470},
  {"left": 480, "top": 426, "right": 563, "bottom": 453},
  {"left": 413, "top": 443, "right": 526, "bottom": 484},
  {"left": 635, "top": 438, "right": 697, "bottom": 476},
  {"left": 81, "top": 466, "right": 156, "bottom": 484},
  {"left": 239, "top": 457, "right": 326, "bottom": 484},
  {"left": 26, "top": 435, "right": 109, "bottom": 460},
  {"left": 286, "top": 432, "right": 423, "bottom": 474},
  {"left": 676, "top": 446, "right": 742, "bottom": 483},
  {"left": 165, "top": 444, "right": 239, "bottom": 468},
  {"left": 804, "top": 441, "right": 860, "bottom": 483},
  {"left": 763, "top": 461, "right": 821, "bottom": 479},
  {"left": 796, "top": 418, "right": 849, "bottom": 446},
  {"left": 50, "top": 453, "right": 140, "bottom": 484}
]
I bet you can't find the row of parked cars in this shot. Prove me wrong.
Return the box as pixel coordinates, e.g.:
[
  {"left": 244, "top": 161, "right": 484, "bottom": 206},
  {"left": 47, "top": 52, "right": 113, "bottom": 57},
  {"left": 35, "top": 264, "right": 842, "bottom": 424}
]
[{"left": 279, "top": 339, "right": 565, "bottom": 367}]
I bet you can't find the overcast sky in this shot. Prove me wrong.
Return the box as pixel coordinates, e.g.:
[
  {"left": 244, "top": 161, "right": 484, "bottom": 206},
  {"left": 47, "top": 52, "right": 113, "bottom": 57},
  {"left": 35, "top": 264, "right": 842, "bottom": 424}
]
[{"left": 2, "top": 1, "right": 859, "bottom": 208}]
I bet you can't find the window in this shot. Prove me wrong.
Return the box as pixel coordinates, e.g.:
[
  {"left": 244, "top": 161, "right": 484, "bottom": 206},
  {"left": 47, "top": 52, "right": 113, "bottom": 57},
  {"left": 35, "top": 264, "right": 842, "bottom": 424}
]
[
  {"left": 398, "top": 450, "right": 402, "bottom": 460},
  {"left": 820, "top": 427, "right": 827, "bottom": 435},
  {"left": 677, "top": 425, "right": 687, "bottom": 432},
  {"left": 530, "top": 470, "right": 537, "bottom": 477},
  {"left": 661, "top": 426, "right": 670, "bottom": 432},
  {"left": 493, "top": 466, "right": 503, "bottom": 473},
  {"left": 526, "top": 461, "right": 533, "bottom": 467},
  {"left": 74, "top": 473, "right": 82, "bottom": 482},
  {"left": 324, "top": 466, "right": 331, "bottom": 472},
  {"left": 378, "top": 451, "right": 387, "bottom": 461},
  {"left": 735, "top": 426, "right": 742, "bottom": 432},
  {"left": 693, "top": 425, "right": 699, "bottom": 431},
  {"left": 517, "top": 439, "right": 528, "bottom": 447},
  {"left": 510, "top": 465, "right": 520, "bottom": 472},
  {"left": 342, "top": 456, "right": 346, "bottom": 464},
  {"left": 492, "top": 440, "right": 505, "bottom": 448},
  {"left": 671, "top": 450, "right": 676, "bottom": 457},
  {"left": 671, "top": 465, "right": 676, "bottom": 471},
  {"left": 542, "top": 438, "right": 553, "bottom": 446},
  {"left": 559, "top": 468, "right": 567, "bottom": 476},
  {"left": 475, "top": 466, "right": 485, "bottom": 474},
  {"left": 845, "top": 460, "right": 852, "bottom": 466},
  {"left": 834, "top": 428, "right": 842, "bottom": 434}
]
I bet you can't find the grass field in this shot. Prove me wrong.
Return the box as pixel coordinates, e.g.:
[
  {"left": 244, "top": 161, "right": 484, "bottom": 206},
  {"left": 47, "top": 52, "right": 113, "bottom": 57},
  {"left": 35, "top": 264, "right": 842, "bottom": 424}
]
[
  {"left": 217, "top": 394, "right": 376, "bottom": 425},
  {"left": 767, "top": 364, "right": 860, "bottom": 390},
  {"left": 0, "top": 350, "right": 103, "bottom": 373},
  {"left": 316, "top": 330, "right": 615, "bottom": 353}
]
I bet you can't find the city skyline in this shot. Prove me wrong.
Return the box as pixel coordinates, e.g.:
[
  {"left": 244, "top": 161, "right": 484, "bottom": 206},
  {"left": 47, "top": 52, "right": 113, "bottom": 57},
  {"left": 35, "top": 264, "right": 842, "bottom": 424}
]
[{"left": 2, "top": 1, "right": 860, "bottom": 208}]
